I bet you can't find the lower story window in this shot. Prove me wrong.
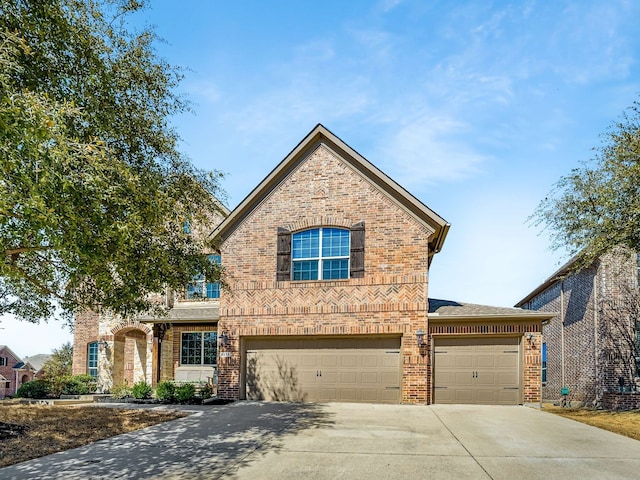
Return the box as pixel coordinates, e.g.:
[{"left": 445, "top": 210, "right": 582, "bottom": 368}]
[
  {"left": 542, "top": 342, "right": 547, "bottom": 384},
  {"left": 181, "top": 332, "right": 217, "bottom": 365},
  {"left": 88, "top": 342, "right": 98, "bottom": 378}
]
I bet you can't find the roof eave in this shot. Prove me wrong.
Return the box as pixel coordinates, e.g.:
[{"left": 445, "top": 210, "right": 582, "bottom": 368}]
[
  {"left": 211, "top": 124, "right": 450, "bottom": 252},
  {"left": 429, "top": 312, "right": 557, "bottom": 322}
]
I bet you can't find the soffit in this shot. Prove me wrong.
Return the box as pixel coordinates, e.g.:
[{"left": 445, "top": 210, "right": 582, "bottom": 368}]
[{"left": 211, "top": 124, "right": 450, "bottom": 255}]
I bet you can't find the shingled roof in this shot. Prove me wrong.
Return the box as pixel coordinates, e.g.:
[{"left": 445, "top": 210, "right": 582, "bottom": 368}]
[{"left": 428, "top": 298, "right": 554, "bottom": 320}]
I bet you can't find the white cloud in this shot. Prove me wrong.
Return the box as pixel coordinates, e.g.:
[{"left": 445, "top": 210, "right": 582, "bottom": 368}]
[{"left": 380, "top": 115, "right": 488, "bottom": 186}]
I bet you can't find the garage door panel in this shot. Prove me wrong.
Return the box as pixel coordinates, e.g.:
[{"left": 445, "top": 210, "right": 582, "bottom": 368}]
[
  {"left": 362, "top": 355, "right": 379, "bottom": 368},
  {"left": 340, "top": 372, "right": 358, "bottom": 383},
  {"left": 498, "top": 356, "right": 518, "bottom": 368},
  {"left": 455, "top": 355, "right": 473, "bottom": 368},
  {"left": 454, "top": 389, "right": 473, "bottom": 402},
  {"left": 434, "top": 337, "right": 521, "bottom": 405},
  {"left": 244, "top": 338, "right": 401, "bottom": 404},
  {"left": 476, "top": 373, "right": 496, "bottom": 386},
  {"left": 476, "top": 355, "right": 496, "bottom": 368},
  {"left": 454, "top": 372, "right": 473, "bottom": 386}
]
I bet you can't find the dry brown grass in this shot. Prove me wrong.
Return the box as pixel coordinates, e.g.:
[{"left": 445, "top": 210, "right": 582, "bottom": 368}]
[
  {"left": 543, "top": 404, "right": 640, "bottom": 441},
  {"left": 0, "top": 404, "right": 188, "bottom": 468}
]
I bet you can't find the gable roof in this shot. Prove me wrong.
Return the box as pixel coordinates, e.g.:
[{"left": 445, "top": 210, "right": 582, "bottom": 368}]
[
  {"left": 429, "top": 298, "right": 555, "bottom": 321},
  {"left": 211, "top": 124, "right": 450, "bottom": 261},
  {"left": 514, "top": 254, "right": 590, "bottom": 307},
  {"left": 22, "top": 354, "right": 51, "bottom": 372},
  {"left": 0, "top": 345, "right": 22, "bottom": 363}
]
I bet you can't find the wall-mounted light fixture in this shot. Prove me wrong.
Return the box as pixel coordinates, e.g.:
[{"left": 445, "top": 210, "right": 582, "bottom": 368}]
[
  {"left": 219, "top": 331, "right": 229, "bottom": 348},
  {"left": 525, "top": 333, "right": 535, "bottom": 346},
  {"left": 416, "top": 329, "right": 426, "bottom": 347},
  {"left": 98, "top": 339, "right": 108, "bottom": 351}
]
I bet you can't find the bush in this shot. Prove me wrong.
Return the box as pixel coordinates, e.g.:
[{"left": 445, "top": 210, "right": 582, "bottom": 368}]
[
  {"left": 110, "top": 384, "right": 131, "bottom": 399},
  {"left": 16, "top": 380, "right": 50, "bottom": 399},
  {"left": 199, "top": 383, "right": 213, "bottom": 399},
  {"left": 62, "top": 375, "right": 98, "bottom": 395},
  {"left": 175, "top": 383, "right": 196, "bottom": 403},
  {"left": 131, "top": 380, "right": 153, "bottom": 399},
  {"left": 155, "top": 381, "right": 175, "bottom": 403}
]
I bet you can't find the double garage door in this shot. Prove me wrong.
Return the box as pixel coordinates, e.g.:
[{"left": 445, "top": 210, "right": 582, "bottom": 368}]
[
  {"left": 433, "top": 337, "right": 522, "bottom": 405},
  {"left": 244, "top": 337, "right": 401, "bottom": 404}
]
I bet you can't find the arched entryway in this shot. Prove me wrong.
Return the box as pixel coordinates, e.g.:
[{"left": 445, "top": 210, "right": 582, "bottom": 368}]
[{"left": 111, "top": 323, "right": 153, "bottom": 387}]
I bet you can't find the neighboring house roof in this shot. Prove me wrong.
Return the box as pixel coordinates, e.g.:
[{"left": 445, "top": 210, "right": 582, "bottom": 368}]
[
  {"left": 514, "top": 254, "right": 586, "bottom": 307},
  {"left": 211, "top": 124, "right": 451, "bottom": 263},
  {"left": 429, "top": 298, "right": 555, "bottom": 321},
  {"left": 0, "top": 345, "right": 22, "bottom": 363},
  {"left": 21, "top": 354, "right": 51, "bottom": 373}
]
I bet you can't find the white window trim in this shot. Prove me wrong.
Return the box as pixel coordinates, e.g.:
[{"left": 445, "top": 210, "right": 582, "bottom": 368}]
[
  {"left": 180, "top": 331, "right": 217, "bottom": 366},
  {"left": 292, "top": 228, "right": 350, "bottom": 281}
]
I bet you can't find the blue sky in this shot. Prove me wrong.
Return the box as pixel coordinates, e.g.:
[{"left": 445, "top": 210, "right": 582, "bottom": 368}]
[{"left": 3, "top": 0, "right": 640, "bottom": 357}]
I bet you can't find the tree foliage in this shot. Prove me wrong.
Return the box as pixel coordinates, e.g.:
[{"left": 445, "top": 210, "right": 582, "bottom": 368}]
[
  {"left": 0, "top": 0, "right": 224, "bottom": 323},
  {"left": 532, "top": 99, "right": 640, "bottom": 271},
  {"left": 42, "top": 341, "right": 73, "bottom": 395}
]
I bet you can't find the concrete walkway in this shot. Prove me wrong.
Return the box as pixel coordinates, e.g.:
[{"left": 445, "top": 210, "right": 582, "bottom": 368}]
[{"left": 1, "top": 402, "right": 639, "bottom": 479}]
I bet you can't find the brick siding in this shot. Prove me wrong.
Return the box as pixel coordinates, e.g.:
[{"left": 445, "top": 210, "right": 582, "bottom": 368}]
[
  {"left": 521, "top": 250, "right": 640, "bottom": 408},
  {"left": 217, "top": 145, "right": 431, "bottom": 403}
]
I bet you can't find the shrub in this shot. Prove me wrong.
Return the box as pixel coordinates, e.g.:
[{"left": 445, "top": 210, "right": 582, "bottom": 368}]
[
  {"left": 110, "top": 384, "right": 132, "bottom": 399},
  {"left": 199, "top": 383, "right": 213, "bottom": 399},
  {"left": 131, "top": 380, "right": 153, "bottom": 399},
  {"left": 155, "top": 381, "right": 175, "bottom": 403},
  {"left": 62, "top": 375, "right": 98, "bottom": 395},
  {"left": 175, "top": 383, "right": 196, "bottom": 403},
  {"left": 16, "top": 380, "right": 50, "bottom": 399}
]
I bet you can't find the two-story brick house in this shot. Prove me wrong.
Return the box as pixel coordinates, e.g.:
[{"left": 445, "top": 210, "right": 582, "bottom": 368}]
[
  {"left": 0, "top": 345, "right": 37, "bottom": 398},
  {"left": 73, "top": 125, "right": 552, "bottom": 405},
  {"left": 516, "top": 249, "right": 640, "bottom": 409}
]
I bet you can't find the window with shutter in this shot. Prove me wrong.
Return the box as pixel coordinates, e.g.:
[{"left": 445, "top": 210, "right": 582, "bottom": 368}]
[
  {"left": 278, "top": 223, "right": 365, "bottom": 281},
  {"left": 277, "top": 228, "right": 292, "bottom": 281},
  {"left": 350, "top": 221, "right": 365, "bottom": 278}
]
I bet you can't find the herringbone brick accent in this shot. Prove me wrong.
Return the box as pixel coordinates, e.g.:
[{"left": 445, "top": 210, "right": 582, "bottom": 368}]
[{"left": 217, "top": 144, "right": 432, "bottom": 404}]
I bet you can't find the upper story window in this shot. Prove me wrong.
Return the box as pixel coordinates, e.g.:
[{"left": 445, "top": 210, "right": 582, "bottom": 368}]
[
  {"left": 186, "top": 254, "right": 221, "bottom": 299},
  {"left": 277, "top": 222, "right": 364, "bottom": 282},
  {"left": 87, "top": 342, "right": 98, "bottom": 378},
  {"left": 0, "top": 357, "right": 6, "bottom": 366},
  {"left": 292, "top": 228, "right": 350, "bottom": 280}
]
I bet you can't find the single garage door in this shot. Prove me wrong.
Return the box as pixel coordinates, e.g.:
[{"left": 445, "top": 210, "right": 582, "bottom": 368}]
[
  {"left": 244, "top": 337, "right": 401, "bottom": 404},
  {"left": 433, "top": 337, "right": 521, "bottom": 405}
]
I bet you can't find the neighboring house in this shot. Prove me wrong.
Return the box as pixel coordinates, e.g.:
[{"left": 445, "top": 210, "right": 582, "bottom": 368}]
[
  {"left": 516, "top": 249, "right": 640, "bottom": 409},
  {"left": 0, "top": 345, "right": 38, "bottom": 398},
  {"left": 72, "top": 125, "right": 552, "bottom": 405},
  {"left": 16, "top": 353, "right": 51, "bottom": 380}
]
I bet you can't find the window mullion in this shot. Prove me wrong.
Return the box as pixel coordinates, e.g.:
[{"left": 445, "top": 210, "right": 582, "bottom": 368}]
[
  {"left": 319, "top": 228, "right": 324, "bottom": 280},
  {"left": 200, "top": 332, "right": 205, "bottom": 366}
]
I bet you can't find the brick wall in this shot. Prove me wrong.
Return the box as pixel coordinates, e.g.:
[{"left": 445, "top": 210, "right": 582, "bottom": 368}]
[
  {"left": 522, "top": 250, "right": 639, "bottom": 407},
  {"left": 602, "top": 392, "right": 640, "bottom": 410},
  {"left": 218, "top": 145, "right": 431, "bottom": 403},
  {"left": 72, "top": 310, "right": 100, "bottom": 376},
  {"left": 0, "top": 347, "right": 23, "bottom": 397}
]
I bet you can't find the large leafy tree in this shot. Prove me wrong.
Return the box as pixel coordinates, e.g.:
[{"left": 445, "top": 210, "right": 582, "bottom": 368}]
[
  {"left": 0, "top": 0, "right": 224, "bottom": 323},
  {"left": 532, "top": 99, "right": 640, "bottom": 270}
]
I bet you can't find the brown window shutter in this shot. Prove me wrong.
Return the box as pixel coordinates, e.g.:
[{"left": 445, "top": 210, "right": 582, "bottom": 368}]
[
  {"left": 277, "top": 227, "right": 291, "bottom": 281},
  {"left": 350, "top": 221, "right": 365, "bottom": 278}
]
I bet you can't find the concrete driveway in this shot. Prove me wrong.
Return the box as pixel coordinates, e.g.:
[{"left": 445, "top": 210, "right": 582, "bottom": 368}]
[{"left": 1, "top": 402, "right": 639, "bottom": 479}]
